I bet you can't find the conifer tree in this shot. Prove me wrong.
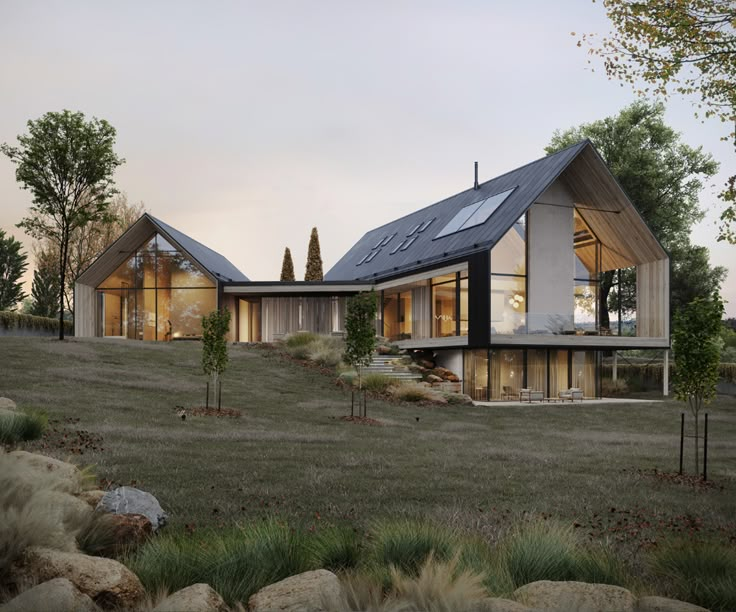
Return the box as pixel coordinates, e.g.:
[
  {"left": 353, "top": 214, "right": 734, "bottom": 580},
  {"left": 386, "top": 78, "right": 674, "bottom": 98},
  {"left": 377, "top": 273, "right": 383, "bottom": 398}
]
[
  {"left": 304, "top": 227, "right": 324, "bottom": 281},
  {"left": 30, "top": 249, "right": 60, "bottom": 318},
  {"left": 280, "top": 247, "right": 295, "bottom": 281}
]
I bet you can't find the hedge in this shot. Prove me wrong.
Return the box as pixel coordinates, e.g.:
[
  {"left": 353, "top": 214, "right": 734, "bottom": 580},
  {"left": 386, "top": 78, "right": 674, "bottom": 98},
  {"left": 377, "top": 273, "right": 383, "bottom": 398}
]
[{"left": 0, "top": 310, "right": 74, "bottom": 335}]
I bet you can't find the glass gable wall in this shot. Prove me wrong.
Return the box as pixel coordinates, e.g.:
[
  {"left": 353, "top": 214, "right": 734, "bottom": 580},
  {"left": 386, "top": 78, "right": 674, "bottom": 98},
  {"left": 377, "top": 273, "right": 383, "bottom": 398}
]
[
  {"left": 96, "top": 233, "right": 216, "bottom": 340},
  {"left": 490, "top": 214, "right": 526, "bottom": 335}
]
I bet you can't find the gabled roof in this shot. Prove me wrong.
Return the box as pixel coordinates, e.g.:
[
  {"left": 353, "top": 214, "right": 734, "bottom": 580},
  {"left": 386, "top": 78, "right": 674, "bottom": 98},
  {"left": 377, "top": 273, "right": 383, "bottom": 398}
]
[
  {"left": 76, "top": 213, "right": 249, "bottom": 287},
  {"left": 325, "top": 140, "right": 667, "bottom": 281}
]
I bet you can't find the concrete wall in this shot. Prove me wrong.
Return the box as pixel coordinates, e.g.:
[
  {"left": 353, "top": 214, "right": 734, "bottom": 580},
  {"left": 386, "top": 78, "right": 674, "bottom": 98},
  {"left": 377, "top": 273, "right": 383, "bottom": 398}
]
[
  {"left": 435, "top": 349, "right": 463, "bottom": 380},
  {"left": 528, "top": 180, "right": 574, "bottom": 333}
]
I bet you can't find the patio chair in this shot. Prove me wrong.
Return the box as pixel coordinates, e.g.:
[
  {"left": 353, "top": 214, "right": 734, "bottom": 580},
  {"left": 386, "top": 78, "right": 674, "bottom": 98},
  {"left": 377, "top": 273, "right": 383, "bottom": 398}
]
[{"left": 559, "top": 388, "right": 584, "bottom": 402}]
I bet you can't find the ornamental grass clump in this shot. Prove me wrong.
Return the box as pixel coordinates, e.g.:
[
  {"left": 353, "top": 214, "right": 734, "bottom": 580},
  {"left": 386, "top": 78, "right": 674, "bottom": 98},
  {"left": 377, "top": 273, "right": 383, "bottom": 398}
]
[
  {"left": 309, "top": 525, "right": 362, "bottom": 572},
  {"left": 0, "top": 409, "right": 47, "bottom": 446},
  {"left": 362, "top": 373, "right": 399, "bottom": 394}
]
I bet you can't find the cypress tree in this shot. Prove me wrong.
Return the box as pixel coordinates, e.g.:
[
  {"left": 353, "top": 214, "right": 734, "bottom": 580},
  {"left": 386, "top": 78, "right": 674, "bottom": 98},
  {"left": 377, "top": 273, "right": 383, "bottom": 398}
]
[
  {"left": 304, "top": 227, "right": 323, "bottom": 281},
  {"left": 280, "top": 247, "right": 295, "bottom": 281},
  {"left": 31, "top": 255, "right": 60, "bottom": 318}
]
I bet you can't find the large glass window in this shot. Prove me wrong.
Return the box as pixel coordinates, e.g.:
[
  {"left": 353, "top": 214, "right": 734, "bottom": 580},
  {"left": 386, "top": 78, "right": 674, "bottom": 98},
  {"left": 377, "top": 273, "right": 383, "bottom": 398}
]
[
  {"left": 491, "top": 214, "right": 526, "bottom": 335},
  {"left": 96, "top": 233, "right": 216, "bottom": 341},
  {"left": 573, "top": 211, "right": 600, "bottom": 334},
  {"left": 464, "top": 349, "right": 489, "bottom": 401},
  {"left": 490, "top": 349, "right": 523, "bottom": 400},
  {"left": 432, "top": 277, "right": 457, "bottom": 337}
]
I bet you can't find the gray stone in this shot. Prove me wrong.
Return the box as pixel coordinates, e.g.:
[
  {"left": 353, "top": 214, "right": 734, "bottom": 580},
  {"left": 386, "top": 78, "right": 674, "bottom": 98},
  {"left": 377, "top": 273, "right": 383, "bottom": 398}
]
[
  {"left": 0, "top": 397, "right": 17, "bottom": 410},
  {"left": 0, "top": 578, "right": 99, "bottom": 612},
  {"left": 248, "top": 569, "right": 343, "bottom": 612},
  {"left": 97, "top": 486, "right": 168, "bottom": 531},
  {"left": 636, "top": 596, "right": 709, "bottom": 612},
  {"left": 471, "top": 597, "right": 531, "bottom": 612},
  {"left": 154, "top": 583, "right": 228, "bottom": 612},
  {"left": 513, "top": 580, "right": 635, "bottom": 612}
]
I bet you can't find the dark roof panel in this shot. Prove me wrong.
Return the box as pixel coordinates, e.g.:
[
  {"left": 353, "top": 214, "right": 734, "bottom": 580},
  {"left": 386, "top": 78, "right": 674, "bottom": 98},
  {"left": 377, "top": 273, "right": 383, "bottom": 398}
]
[{"left": 325, "top": 141, "right": 589, "bottom": 281}]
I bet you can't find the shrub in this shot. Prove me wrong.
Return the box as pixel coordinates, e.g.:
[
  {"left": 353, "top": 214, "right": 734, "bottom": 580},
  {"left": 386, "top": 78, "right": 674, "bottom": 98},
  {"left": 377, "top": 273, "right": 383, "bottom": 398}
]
[
  {"left": 0, "top": 310, "right": 73, "bottom": 334},
  {"left": 390, "top": 385, "right": 434, "bottom": 403},
  {"left": 126, "top": 520, "right": 314, "bottom": 606},
  {"left": 75, "top": 511, "right": 121, "bottom": 557},
  {"left": 285, "top": 332, "right": 319, "bottom": 348},
  {"left": 363, "top": 374, "right": 399, "bottom": 394},
  {"left": 0, "top": 409, "right": 47, "bottom": 446},
  {"left": 338, "top": 371, "right": 357, "bottom": 386},
  {"left": 283, "top": 333, "right": 345, "bottom": 369},
  {"left": 310, "top": 525, "right": 362, "bottom": 572},
  {"left": 310, "top": 344, "right": 343, "bottom": 368},
  {"left": 600, "top": 378, "right": 629, "bottom": 396},
  {"left": 442, "top": 392, "right": 474, "bottom": 406},
  {"left": 649, "top": 540, "right": 736, "bottom": 611}
]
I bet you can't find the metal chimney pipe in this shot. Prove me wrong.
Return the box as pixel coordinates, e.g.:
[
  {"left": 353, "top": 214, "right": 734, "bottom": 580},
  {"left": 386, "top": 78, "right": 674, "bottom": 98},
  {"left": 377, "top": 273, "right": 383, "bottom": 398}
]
[{"left": 474, "top": 161, "right": 479, "bottom": 190}]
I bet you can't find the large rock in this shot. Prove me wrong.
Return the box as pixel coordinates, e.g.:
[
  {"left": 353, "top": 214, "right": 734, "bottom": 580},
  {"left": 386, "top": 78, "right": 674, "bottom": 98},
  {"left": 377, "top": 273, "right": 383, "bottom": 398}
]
[
  {"left": 14, "top": 547, "right": 144, "bottom": 609},
  {"left": 0, "top": 397, "right": 17, "bottom": 410},
  {"left": 6, "top": 451, "right": 82, "bottom": 492},
  {"left": 471, "top": 598, "right": 531, "bottom": 611},
  {"left": 78, "top": 489, "right": 106, "bottom": 508},
  {"left": 97, "top": 486, "right": 168, "bottom": 531},
  {"left": 513, "top": 581, "right": 635, "bottom": 612},
  {"left": 93, "top": 513, "right": 153, "bottom": 558},
  {"left": 0, "top": 578, "right": 99, "bottom": 612},
  {"left": 636, "top": 596, "right": 709, "bottom": 612},
  {"left": 248, "top": 569, "right": 343, "bottom": 612},
  {"left": 153, "top": 583, "right": 228, "bottom": 612}
]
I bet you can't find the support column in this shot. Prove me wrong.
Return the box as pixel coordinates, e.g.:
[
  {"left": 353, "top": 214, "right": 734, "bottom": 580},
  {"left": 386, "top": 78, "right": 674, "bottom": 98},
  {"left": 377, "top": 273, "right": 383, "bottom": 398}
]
[
  {"left": 612, "top": 351, "right": 617, "bottom": 381},
  {"left": 663, "top": 349, "right": 669, "bottom": 397}
]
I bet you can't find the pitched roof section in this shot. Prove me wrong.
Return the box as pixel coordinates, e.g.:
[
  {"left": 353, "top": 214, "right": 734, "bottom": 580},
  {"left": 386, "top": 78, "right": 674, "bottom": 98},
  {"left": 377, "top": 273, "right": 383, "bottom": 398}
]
[
  {"left": 148, "top": 215, "right": 249, "bottom": 282},
  {"left": 325, "top": 141, "right": 590, "bottom": 281}
]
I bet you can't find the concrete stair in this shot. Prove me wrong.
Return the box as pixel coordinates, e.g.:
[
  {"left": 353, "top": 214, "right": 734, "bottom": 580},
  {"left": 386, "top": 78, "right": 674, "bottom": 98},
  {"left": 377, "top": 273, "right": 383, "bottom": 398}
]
[{"left": 363, "top": 354, "right": 422, "bottom": 382}]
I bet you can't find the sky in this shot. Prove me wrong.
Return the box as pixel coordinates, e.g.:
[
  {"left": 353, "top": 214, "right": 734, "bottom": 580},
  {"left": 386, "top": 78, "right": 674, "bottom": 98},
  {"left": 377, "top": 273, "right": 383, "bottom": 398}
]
[{"left": 1, "top": 1, "right": 733, "bottom": 315}]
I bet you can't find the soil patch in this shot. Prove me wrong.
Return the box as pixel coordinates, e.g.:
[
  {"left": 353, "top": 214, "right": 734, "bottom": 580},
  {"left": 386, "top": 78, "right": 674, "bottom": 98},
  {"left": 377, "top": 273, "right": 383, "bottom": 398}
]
[{"left": 335, "top": 415, "right": 383, "bottom": 426}]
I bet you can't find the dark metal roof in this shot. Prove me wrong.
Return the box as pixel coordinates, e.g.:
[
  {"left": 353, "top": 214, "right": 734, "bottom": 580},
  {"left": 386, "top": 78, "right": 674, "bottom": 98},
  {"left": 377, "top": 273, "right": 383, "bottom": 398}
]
[
  {"left": 324, "top": 140, "right": 590, "bottom": 281},
  {"left": 147, "top": 214, "right": 250, "bottom": 282}
]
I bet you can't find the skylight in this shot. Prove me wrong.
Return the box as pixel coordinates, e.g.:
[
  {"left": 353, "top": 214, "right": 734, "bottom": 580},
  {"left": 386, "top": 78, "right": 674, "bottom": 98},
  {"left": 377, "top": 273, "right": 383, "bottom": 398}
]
[{"left": 434, "top": 187, "right": 516, "bottom": 239}]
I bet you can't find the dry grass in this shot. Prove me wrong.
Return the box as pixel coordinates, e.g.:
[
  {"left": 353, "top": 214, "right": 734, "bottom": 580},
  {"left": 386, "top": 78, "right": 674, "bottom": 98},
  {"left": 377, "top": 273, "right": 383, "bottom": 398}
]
[{"left": 0, "top": 337, "right": 734, "bottom": 550}]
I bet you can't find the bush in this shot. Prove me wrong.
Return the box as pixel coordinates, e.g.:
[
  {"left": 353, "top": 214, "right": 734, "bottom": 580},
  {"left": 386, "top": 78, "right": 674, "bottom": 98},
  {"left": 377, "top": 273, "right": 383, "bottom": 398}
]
[
  {"left": 285, "top": 332, "right": 320, "bottom": 348},
  {"left": 362, "top": 374, "right": 399, "bottom": 393},
  {"left": 649, "top": 540, "right": 736, "bottom": 611},
  {"left": 0, "top": 409, "right": 47, "bottom": 446},
  {"left": 0, "top": 310, "right": 73, "bottom": 335},
  {"left": 283, "top": 333, "right": 345, "bottom": 369},
  {"left": 126, "top": 520, "right": 314, "bottom": 606},
  {"left": 390, "top": 385, "right": 434, "bottom": 403},
  {"left": 442, "top": 392, "right": 474, "bottom": 406},
  {"left": 310, "top": 525, "right": 362, "bottom": 572}
]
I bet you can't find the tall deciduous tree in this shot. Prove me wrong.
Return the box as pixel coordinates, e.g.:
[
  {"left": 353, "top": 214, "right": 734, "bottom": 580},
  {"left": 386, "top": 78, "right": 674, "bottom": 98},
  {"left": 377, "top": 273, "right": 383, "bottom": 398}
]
[
  {"left": 1, "top": 110, "right": 125, "bottom": 339},
  {"left": 672, "top": 294, "right": 724, "bottom": 475},
  {"left": 0, "top": 229, "right": 28, "bottom": 311},
  {"left": 577, "top": 0, "right": 736, "bottom": 242},
  {"left": 280, "top": 247, "right": 296, "bottom": 281},
  {"left": 30, "top": 247, "right": 60, "bottom": 319},
  {"left": 344, "top": 290, "right": 377, "bottom": 416},
  {"left": 304, "top": 227, "right": 324, "bottom": 281},
  {"left": 547, "top": 101, "right": 722, "bottom": 325}
]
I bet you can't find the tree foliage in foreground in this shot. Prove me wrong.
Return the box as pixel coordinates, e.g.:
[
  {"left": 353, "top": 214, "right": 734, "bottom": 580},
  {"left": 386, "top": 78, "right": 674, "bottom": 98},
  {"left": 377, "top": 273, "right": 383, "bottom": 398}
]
[
  {"left": 1, "top": 110, "right": 125, "bottom": 339},
  {"left": 577, "top": 0, "right": 736, "bottom": 242},
  {"left": 547, "top": 101, "right": 724, "bottom": 325},
  {"left": 0, "top": 230, "right": 28, "bottom": 311},
  {"left": 30, "top": 247, "right": 59, "bottom": 319},
  {"left": 672, "top": 294, "right": 724, "bottom": 475},
  {"left": 344, "top": 291, "right": 378, "bottom": 406},
  {"left": 202, "top": 308, "right": 231, "bottom": 408}
]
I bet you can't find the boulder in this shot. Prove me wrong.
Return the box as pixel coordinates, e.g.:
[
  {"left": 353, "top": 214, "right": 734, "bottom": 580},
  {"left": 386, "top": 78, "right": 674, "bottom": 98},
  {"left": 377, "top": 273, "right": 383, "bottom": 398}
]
[
  {"left": 0, "top": 578, "right": 99, "bottom": 612},
  {"left": 14, "top": 547, "right": 144, "bottom": 609},
  {"left": 78, "top": 490, "right": 106, "bottom": 508},
  {"left": 447, "top": 374, "right": 460, "bottom": 383},
  {"left": 0, "top": 397, "right": 17, "bottom": 410},
  {"left": 153, "top": 583, "right": 228, "bottom": 612},
  {"left": 6, "top": 451, "right": 81, "bottom": 492},
  {"left": 426, "top": 374, "right": 444, "bottom": 383},
  {"left": 471, "top": 597, "right": 531, "bottom": 611},
  {"left": 97, "top": 486, "right": 168, "bottom": 531},
  {"left": 636, "top": 596, "right": 709, "bottom": 612},
  {"left": 95, "top": 513, "right": 153, "bottom": 557},
  {"left": 513, "top": 581, "right": 635, "bottom": 612},
  {"left": 248, "top": 569, "right": 343, "bottom": 612}
]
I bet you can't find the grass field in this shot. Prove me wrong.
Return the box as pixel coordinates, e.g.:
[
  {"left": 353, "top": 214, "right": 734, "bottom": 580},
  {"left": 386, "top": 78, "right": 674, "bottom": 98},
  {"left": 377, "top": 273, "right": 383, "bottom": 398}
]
[{"left": 1, "top": 337, "right": 734, "bottom": 549}]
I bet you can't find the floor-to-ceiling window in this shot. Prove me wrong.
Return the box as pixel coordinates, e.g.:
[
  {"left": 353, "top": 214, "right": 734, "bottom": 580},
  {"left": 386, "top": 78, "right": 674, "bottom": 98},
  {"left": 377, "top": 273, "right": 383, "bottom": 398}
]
[
  {"left": 489, "top": 349, "right": 524, "bottom": 400},
  {"left": 491, "top": 214, "right": 527, "bottom": 335},
  {"left": 96, "top": 233, "right": 216, "bottom": 340},
  {"left": 573, "top": 210, "right": 600, "bottom": 333},
  {"left": 463, "top": 349, "right": 489, "bottom": 401}
]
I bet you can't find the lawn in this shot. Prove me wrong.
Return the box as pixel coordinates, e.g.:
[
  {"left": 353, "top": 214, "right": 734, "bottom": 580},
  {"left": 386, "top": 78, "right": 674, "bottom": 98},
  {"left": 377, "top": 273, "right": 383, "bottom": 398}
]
[{"left": 1, "top": 337, "right": 734, "bottom": 548}]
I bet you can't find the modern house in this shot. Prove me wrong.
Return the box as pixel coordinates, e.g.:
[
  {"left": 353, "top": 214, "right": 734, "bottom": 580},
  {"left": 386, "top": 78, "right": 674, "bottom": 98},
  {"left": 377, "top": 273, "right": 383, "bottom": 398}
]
[{"left": 75, "top": 140, "right": 670, "bottom": 400}]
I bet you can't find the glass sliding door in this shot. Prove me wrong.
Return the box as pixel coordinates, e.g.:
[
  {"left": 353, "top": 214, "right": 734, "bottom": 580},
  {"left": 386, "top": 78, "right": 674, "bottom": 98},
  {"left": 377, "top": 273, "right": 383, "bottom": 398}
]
[
  {"left": 464, "top": 349, "right": 489, "bottom": 401},
  {"left": 527, "top": 349, "right": 547, "bottom": 397},
  {"left": 490, "top": 349, "right": 523, "bottom": 400}
]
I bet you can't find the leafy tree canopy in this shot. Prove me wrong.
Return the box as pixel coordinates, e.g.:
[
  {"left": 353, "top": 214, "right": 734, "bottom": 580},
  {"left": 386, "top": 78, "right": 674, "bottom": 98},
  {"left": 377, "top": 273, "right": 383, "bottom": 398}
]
[
  {"left": 547, "top": 101, "right": 723, "bottom": 322},
  {"left": 280, "top": 247, "right": 295, "bottom": 281},
  {"left": 0, "top": 229, "right": 28, "bottom": 311},
  {"left": 344, "top": 291, "right": 377, "bottom": 393},
  {"left": 1, "top": 110, "right": 124, "bottom": 339},
  {"left": 577, "top": 0, "right": 736, "bottom": 242}
]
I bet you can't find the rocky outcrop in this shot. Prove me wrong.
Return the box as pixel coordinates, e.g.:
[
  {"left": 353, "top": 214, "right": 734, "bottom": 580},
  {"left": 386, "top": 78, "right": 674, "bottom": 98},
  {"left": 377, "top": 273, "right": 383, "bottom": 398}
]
[
  {"left": 78, "top": 489, "right": 106, "bottom": 508},
  {"left": 0, "top": 578, "right": 99, "bottom": 612},
  {"left": 513, "top": 580, "right": 636, "bottom": 612},
  {"left": 96, "top": 513, "right": 153, "bottom": 557},
  {"left": 248, "top": 570, "right": 343, "bottom": 612},
  {"left": 636, "top": 596, "right": 709, "bottom": 612},
  {"left": 6, "top": 450, "right": 81, "bottom": 492},
  {"left": 0, "top": 397, "right": 17, "bottom": 410},
  {"left": 14, "top": 547, "right": 144, "bottom": 609},
  {"left": 97, "top": 486, "right": 168, "bottom": 531},
  {"left": 153, "top": 583, "right": 228, "bottom": 612}
]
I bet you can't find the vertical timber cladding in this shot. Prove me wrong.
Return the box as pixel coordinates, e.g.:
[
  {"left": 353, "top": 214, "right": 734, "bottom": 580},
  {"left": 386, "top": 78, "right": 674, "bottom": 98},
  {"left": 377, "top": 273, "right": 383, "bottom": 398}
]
[
  {"left": 467, "top": 250, "right": 490, "bottom": 347},
  {"left": 74, "top": 283, "right": 96, "bottom": 337},
  {"left": 636, "top": 259, "right": 669, "bottom": 338},
  {"left": 261, "top": 296, "right": 346, "bottom": 342}
]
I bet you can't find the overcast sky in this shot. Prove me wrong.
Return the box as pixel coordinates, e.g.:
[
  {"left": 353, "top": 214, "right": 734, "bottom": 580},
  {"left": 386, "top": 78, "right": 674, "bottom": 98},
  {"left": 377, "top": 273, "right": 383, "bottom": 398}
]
[{"left": 1, "top": 1, "right": 733, "bottom": 315}]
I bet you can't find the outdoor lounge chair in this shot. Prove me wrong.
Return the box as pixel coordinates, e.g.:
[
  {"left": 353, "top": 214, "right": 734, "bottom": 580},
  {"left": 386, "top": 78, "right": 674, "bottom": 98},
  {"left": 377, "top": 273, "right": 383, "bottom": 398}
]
[
  {"left": 519, "top": 388, "right": 543, "bottom": 403},
  {"left": 559, "top": 388, "right": 583, "bottom": 402}
]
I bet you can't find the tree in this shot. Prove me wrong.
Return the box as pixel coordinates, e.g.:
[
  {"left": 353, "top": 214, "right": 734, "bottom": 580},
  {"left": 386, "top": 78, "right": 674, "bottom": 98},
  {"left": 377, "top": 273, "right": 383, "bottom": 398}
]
[
  {"left": 344, "top": 290, "right": 377, "bottom": 416},
  {"left": 30, "top": 247, "right": 60, "bottom": 319},
  {"left": 304, "top": 227, "right": 324, "bottom": 281},
  {"left": 35, "top": 193, "right": 144, "bottom": 319},
  {"left": 577, "top": 0, "right": 736, "bottom": 242},
  {"left": 547, "top": 101, "right": 722, "bottom": 325},
  {"left": 672, "top": 294, "right": 724, "bottom": 475},
  {"left": 0, "top": 229, "right": 28, "bottom": 311},
  {"left": 202, "top": 308, "right": 231, "bottom": 409},
  {"left": 1, "top": 110, "right": 125, "bottom": 339},
  {"left": 280, "top": 247, "right": 296, "bottom": 281}
]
